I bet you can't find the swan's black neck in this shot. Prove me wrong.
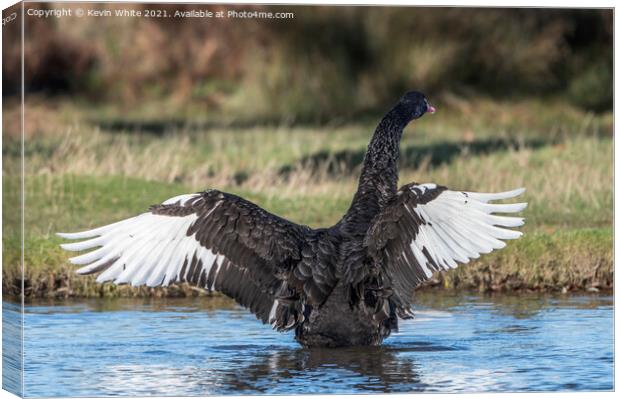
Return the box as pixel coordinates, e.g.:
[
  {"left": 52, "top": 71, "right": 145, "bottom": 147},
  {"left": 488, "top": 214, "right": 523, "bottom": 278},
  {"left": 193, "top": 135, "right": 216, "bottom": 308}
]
[{"left": 341, "top": 107, "right": 409, "bottom": 231}]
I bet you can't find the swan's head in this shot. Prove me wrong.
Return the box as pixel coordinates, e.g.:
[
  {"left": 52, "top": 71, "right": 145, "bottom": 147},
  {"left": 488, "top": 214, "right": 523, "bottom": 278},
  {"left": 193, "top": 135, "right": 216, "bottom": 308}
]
[{"left": 397, "top": 91, "right": 436, "bottom": 122}]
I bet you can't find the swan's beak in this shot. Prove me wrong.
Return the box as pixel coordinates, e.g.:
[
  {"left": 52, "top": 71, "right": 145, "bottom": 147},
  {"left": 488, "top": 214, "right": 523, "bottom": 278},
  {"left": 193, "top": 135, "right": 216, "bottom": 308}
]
[{"left": 427, "top": 104, "right": 436, "bottom": 114}]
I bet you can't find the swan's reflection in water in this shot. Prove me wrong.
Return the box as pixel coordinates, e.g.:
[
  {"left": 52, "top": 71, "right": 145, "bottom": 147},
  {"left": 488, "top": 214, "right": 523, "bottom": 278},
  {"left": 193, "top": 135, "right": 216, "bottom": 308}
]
[
  {"left": 93, "top": 345, "right": 425, "bottom": 395},
  {"left": 222, "top": 346, "right": 422, "bottom": 393}
]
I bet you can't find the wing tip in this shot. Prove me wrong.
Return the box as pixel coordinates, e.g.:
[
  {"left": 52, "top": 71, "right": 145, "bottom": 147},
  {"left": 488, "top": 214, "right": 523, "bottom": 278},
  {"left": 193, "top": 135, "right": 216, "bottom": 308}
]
[
  {"left": 60, "top": 242, "right": 85, "bottom": 252},
  {"left": 505, "top": 229, "right": 524, "bottom": 240},
  {"left": 57, "top": 231, "right": 99, "bottom": 240},
  {"left": 59, "top": 242, "right": 73, "bottom": 251},
  {"left": 516, "top": 202, "right": 528, "bottom": 212},
  {"left": 68, "top": 256, "right": 83, "bottom": 265},
  {"left": 75, "top": 266, "right": 91, "bottom": 275},
  {"left": 501, "top": 187, "right": 526, "bottom": 199},
  {"left": 463, "top": 187, "right": 527, "bottom": 202}
]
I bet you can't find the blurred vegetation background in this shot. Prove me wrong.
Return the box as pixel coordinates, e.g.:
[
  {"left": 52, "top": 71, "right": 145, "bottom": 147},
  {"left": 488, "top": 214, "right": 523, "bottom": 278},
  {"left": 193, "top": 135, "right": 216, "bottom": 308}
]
[
  {"left": 2, "top": 3, "right": 613, "bottom": 297},
  {"left": 2, "top": 4, "right": 613, "bottom": 121}
]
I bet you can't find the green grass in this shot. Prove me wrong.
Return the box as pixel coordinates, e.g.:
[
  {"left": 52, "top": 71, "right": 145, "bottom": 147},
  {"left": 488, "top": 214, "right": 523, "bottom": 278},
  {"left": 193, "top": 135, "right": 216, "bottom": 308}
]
[
  {"left": 432, "top": 228, "right": 613, "bottom": 292},
  {"left": 2, "top": 98, "right": 613, "bottom": 297}
]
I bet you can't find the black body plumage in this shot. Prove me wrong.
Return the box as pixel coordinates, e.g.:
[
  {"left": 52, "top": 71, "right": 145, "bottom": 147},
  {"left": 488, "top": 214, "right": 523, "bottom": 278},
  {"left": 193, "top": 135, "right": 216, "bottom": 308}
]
[{"left": 59, "top": 91, "right": 526, "bottom": 347}]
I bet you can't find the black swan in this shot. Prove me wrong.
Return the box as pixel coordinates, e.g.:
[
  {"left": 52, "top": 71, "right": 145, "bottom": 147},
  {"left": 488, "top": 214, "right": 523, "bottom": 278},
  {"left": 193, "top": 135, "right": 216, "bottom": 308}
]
[{"left": 59, "top": 91, "right": 526, "bottom": 347}]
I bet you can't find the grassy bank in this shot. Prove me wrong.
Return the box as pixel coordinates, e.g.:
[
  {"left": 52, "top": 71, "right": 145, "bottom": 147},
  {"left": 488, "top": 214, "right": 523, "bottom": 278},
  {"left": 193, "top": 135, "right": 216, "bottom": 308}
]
[
  {"left": 2, "top": 226, "right": 612, "bottom": 299},
  {"left": 2, "top": 98, "right": 613, "bottom": 298}
]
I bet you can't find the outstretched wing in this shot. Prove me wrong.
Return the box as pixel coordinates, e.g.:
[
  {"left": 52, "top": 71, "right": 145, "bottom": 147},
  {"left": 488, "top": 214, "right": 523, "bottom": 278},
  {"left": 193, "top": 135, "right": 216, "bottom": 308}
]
[
  {"left": 58, "top": 189, "right": 314, "bottom": 329},
  {"left": 365, "top": 182, "right": 527, "bottom": 310}
]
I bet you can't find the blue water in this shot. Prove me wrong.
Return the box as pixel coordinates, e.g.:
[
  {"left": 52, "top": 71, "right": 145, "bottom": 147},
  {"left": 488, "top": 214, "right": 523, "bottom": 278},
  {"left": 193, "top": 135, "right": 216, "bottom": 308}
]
[
  {"left": 3, "top": 292, "right": 614, "bottom": 396},
  {"left": 2, "top": 299, "right": 22, "bottom": 396}
]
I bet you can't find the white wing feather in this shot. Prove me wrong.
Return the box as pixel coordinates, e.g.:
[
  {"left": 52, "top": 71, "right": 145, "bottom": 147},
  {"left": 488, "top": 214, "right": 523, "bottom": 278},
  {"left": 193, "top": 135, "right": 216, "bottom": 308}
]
[
  {"left": 407, "top": 184, "right": 526, "bottom": 275},
  {"left": 57, "top": 194, "right": 223, "bottom": 287},
  {"left": 59, "top": 193, "right": 299, "bottom": 328}
]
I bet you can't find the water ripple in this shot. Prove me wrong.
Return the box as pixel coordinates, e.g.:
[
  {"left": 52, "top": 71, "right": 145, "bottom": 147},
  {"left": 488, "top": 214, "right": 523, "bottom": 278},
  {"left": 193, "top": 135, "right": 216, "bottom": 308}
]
[{"left": 3, "top": 292, "right": 612, "bottom": 396}]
